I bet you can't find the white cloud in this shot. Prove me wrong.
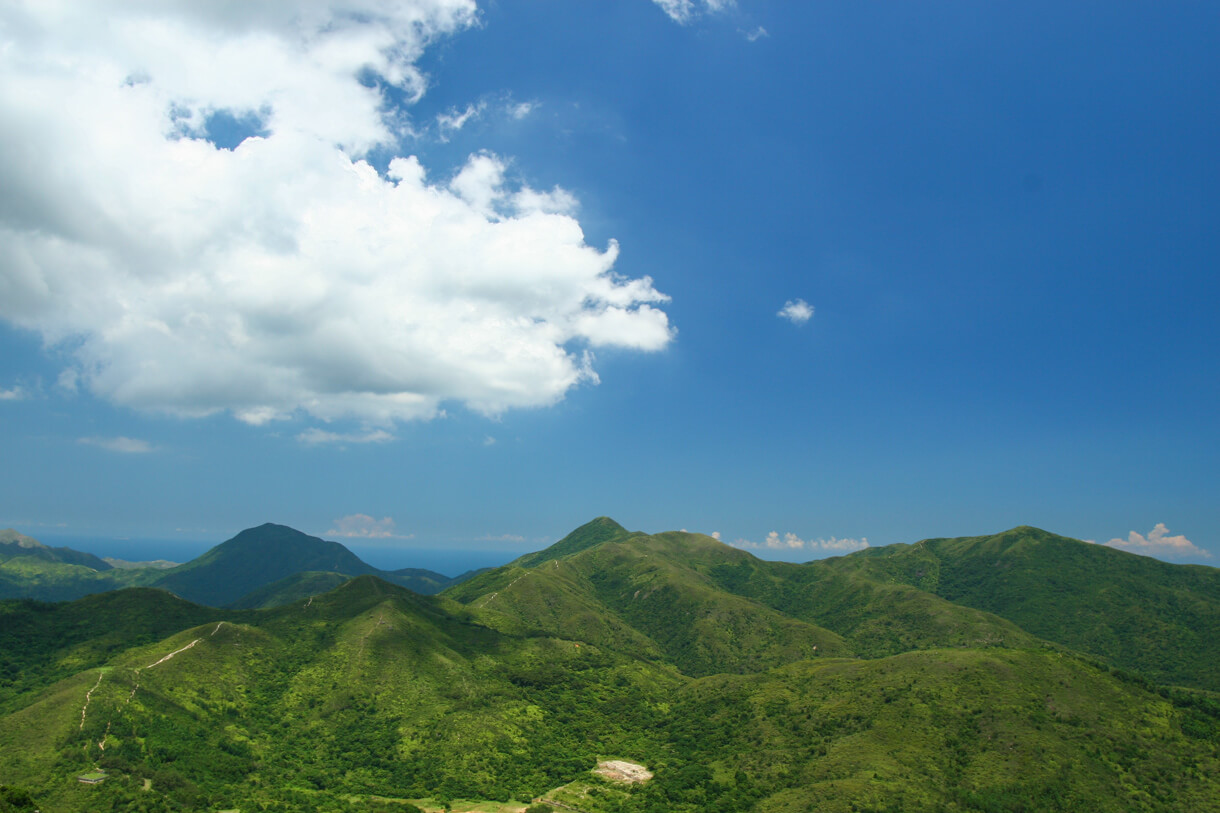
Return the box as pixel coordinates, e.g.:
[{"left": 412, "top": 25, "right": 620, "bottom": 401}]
[
  {"left": 0, "top": 386, "right": 25, "bottom": 401},
  {"left": 1103, "top": 523, "right": 1209, "bottom": 559},
  {"left": 652, "top": 0, "right": 736, "bottom": 24},
  {"left": 711, "top": 531, "right": 721, "bottom": 540},
  {"left": 653, "top": 0, "right": 695, "bottom": 23},
  {"left": 79, "top": 436, "right": 154, "bottom": 454},
  {"left": 328, "top": 514, "right": 410, "bottom": 539},
  {"left": 56, "top": 369, "right": 79, "bottom": 394},
  {"left": 475, "top": 533, "right": 526, "bottom": 543},
  {"left": 778, "top": 299, "right": 814, "bottom": 325},
  {"left": 0, "top": 1, "right": 673, "bottom": 429},
  {"left": 297, "top": 428, "right": 395, "bottom": 445},
  {"left": 509, "top": 101, "right": 537, "bottom": 120},
  {"left": 733, "top": 531, "right": 869, "bottom": 554},
  {"left": 437, "top": 101, "right": 485, "bottom": 140},
  {"left": 744, "top": 26, "right": 769, "bottom": 42}
]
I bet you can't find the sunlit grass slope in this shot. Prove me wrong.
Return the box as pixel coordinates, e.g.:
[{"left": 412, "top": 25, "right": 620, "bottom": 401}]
[
  {"left": 829, "top": 526, "right": 1220, "bottom": 689},
  {"left": 1, "top": 520, "right": 1218, "bottom": 812}
]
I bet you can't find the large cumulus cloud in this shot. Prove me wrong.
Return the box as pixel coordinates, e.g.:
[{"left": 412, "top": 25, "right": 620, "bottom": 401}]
[{"left": 0, "top": 1, "right": 673, "bottom": 426}]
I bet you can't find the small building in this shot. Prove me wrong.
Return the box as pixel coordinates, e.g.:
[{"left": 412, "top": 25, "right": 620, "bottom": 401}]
[{"left": 77, "top": 769, "right": 107, "bottom": 784}]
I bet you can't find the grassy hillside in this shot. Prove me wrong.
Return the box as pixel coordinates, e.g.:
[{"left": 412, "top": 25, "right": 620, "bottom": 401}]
[
  {"left": 693, "top": 549, "right": 1037, "bottom": 658},
  {"left": 0, "top": 588, "right": 243, "bottom": 715},
  {"left": 0, "top": 576, "right": 680, "bottom": 812},
  {"left": 1, "top": 520, "right": 1218, "bottom": 812},
  {"left": 451, "top": 528, "right": 1037, "bottom": 672},
  {"left": 452, "top": 529, "right": 852, "bottom": 676},
  {"left": 639, "top": 647, "right": 1220, "bottom": 812},
  {"left": 226, "top": 571, "right": 353, "bottom": 609},
  {"left": 0, "top": 531, "right": 159, "bottom": 602},
  {"left": 0, "top": 530, "right": 112, "bottom": 571},
  {"left": 830, "top": 526, "right": 1220, "bottom": 690},
  {"left": 510, "top": 516, "right": 633, "bottom": 569}
]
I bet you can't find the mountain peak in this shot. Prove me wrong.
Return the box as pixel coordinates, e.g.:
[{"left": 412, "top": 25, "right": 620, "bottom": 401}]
[
  {"left": 512, "top": 516, "right": 631, "bottom": 569},
  {"left": 0, "top": 529, "right": 44, "bottom": 549},
  {"left": 153, "top": 523, "right": 378, "bottom": 607}
]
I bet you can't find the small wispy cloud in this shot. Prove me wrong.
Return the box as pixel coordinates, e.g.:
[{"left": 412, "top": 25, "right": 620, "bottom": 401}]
[
  {"left": 0, "top": 386, "right": 26, "bottom": 401},
  {"left": 79, "top": 436, "right": 154, "bottom": 454},
  {"left": 475, "top": 533, "right": 526, "bottom": 543},
  {"left": 1095, "top": 523, "right": 1209, "bottom": 559},
  {"left": 437, "top": 102, "right": 486, "bottom": 140},
  {"left": 652, "top": 0, "right": 735, "bottom": 24},
  {"left": 733, "top": 531, "right": 869, "bottom": 554},
  {"left": 743, "top": 26, "right": 769, "bottom": 42},
  {"left": 327, "top": 514, "right": 412, "bottom": 539},
  {"left": 297, "top": 428, "right": 395, "bottom": 446},
  {"left": 509, "top": 101, "right": 536, "bottom": 120},
  {"left": 56, "top": 369, "right": 78, "bottom": 394},
  {"left": 778, "top": 299, "right": 814, "bottom": 325}
]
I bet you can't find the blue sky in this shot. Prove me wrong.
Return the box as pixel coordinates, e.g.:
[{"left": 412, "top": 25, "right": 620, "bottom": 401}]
[{"left": 0, "top": 0, "right": 1216, "bottom": 568}]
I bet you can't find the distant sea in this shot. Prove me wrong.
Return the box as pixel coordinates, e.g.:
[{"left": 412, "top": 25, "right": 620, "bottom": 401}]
[{"left": 31, "top": 534, "right": 517, "bottom": 579}]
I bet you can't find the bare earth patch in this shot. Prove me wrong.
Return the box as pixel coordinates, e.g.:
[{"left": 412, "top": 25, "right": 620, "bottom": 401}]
[{"left": 593, "top": 760, "right": 653, "bottom": 784}]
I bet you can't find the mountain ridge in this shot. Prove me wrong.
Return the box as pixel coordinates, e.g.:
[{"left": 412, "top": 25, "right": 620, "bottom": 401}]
[
  {"left": 826, "top": 525, "right": 1220, "bottom": 690},
  {"left": 2, "top": 530, "right": 1219, "bottom": 813},
  {"left": 0, "top": 524, "right": 472, "bottom": 606}
]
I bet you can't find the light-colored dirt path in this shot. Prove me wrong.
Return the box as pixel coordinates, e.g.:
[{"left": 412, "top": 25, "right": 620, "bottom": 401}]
[
  {"left": 145, "top": 638, "right": 201, "bottom": 669},
  {"left": 79, "top": 671, "right": 104, "bottom": 730},
  {"left": 478, "top": 572, "right": 530, "bottom": 607}
]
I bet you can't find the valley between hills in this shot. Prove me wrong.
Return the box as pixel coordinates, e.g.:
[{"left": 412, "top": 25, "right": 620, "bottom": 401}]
[{"left": 1, "top": 518, "right": 1219, "bottom": 812}]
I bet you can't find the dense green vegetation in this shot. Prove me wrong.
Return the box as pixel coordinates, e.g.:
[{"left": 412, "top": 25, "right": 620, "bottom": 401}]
[
  {"left": 829, "top": 526, "right": 1220, "bottom": 690},
  {"left": 226, "top": 571, "right": 353, "bottom": 609},
  {"left": 0, "top": 530, "right": 113, "bottom": 571},
  {"left": 153, "top": 524, "right": 461, "bottom": 606},
  {"left": 0, "top": 531, "right": 160, "bottom": 602},
  {"left": 0, "top": 519, "right": 1218, "bottom": 812},
  {"left": 0, "top": 525, "right": 468, "bottom": 606}
]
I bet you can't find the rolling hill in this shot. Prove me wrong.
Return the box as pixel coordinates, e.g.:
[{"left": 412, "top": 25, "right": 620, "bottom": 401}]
[
  {"left": 824, "top": 526, "right": 1220, "bottom": 690},
  {"left": 0, "top": 518, "right": 1217, "bottom": 812},
  {"left": 0, "top": 524, "right": 468, "bottom": 606}
]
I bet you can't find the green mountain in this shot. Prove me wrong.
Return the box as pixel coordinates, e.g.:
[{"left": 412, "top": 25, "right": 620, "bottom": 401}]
[
  {"left": 226, "top": 570, "right": 353, "bottom": 609},
  {"left": 0, "top": 588, "right": 237, "bottom": 715},
  {"left": 450, "top": 527, "right": 854, "bottom": 676},
  {"left": 0, "top": 525, "right": 468, "bottom": 607},
  {"left": 511, "top": 516, "right": 633, "bottom": 568},
  {"left": 0, "top": 519, "right": 1217, "bottom": 813},
  {"left": 0, "top": 530, "right": 113, "bottom": 571},
  {"left": 151, "top": 523, "right": 384, "bottom": 606},
  {"left": 449, "top": 526, "right": 1037, "bottom": 674},
  {"left": 825, "top": 526, "right": 1220, "bottom": 690},
  {"left": 0, "top": 531, "right": 156, "bottom": 603}
]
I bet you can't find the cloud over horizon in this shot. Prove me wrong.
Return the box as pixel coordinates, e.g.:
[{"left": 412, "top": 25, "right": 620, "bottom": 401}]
[
  {"left": 0, "top": 1, "right": 673, "bottom": 430},
  {"left": 327, "top": 514, "right": 410, "bottom": 539},
  {"left": 1101, "top": 523, "right": 1209, "bottom": 559},
  {"left": 733, "top": 531, "right": 869, "bottom": 555},
  {"left": 79, "top": 436, "right": 155, "bottom": 454},
  {"left": 297, "top": 428, "right": 396, "bottom": 446}
]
